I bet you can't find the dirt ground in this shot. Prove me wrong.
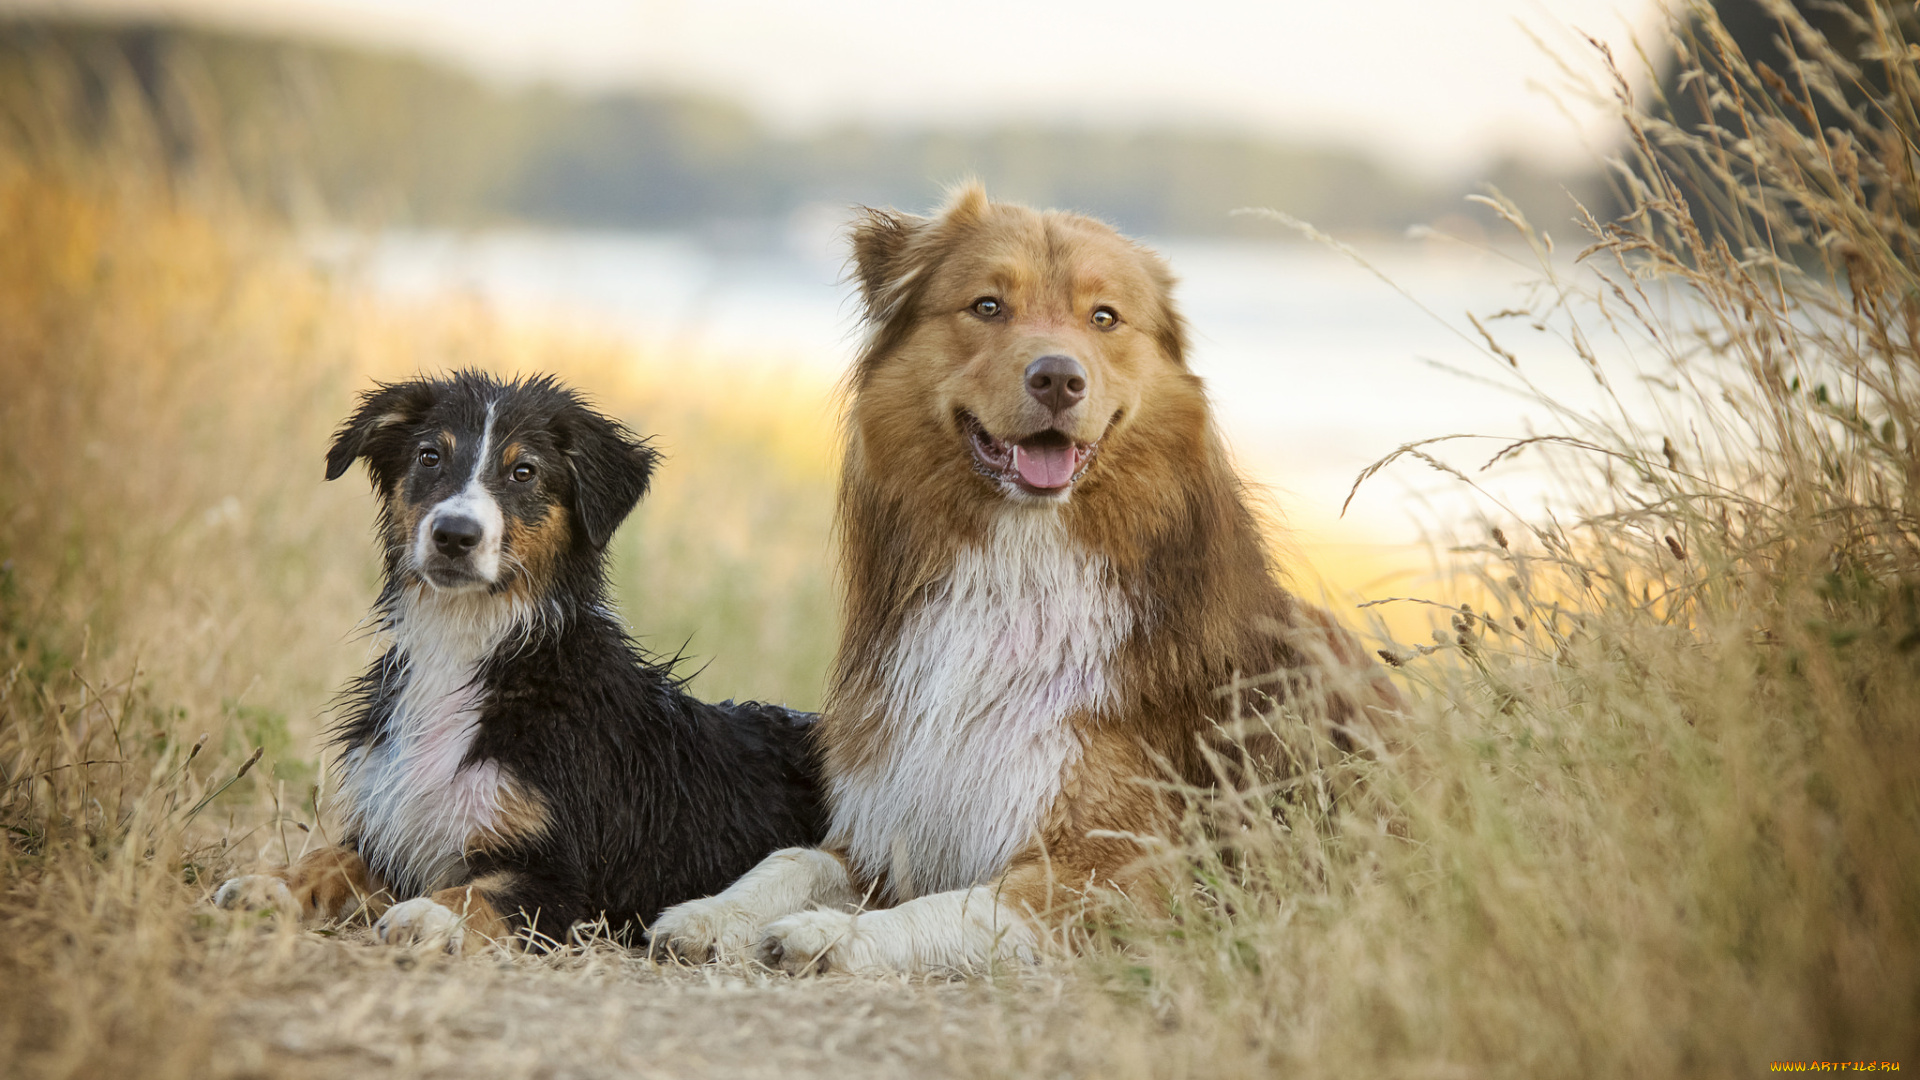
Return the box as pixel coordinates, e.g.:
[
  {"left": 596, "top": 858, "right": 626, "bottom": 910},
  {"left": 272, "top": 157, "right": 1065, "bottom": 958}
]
[{"left": 211, "top": 928, "right": 1085, "bottom": 1080}]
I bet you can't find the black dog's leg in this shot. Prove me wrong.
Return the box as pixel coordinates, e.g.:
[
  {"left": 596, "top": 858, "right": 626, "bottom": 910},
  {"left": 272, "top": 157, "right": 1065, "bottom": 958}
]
[{"left": 372, "top": 856, "right": 591, "bottom": 953}]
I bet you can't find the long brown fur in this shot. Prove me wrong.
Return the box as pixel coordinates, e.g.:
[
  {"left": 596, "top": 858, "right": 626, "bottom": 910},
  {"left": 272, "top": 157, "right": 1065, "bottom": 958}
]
[{"left": 826, "top": 184, "right": 1400, "bottom": 926}]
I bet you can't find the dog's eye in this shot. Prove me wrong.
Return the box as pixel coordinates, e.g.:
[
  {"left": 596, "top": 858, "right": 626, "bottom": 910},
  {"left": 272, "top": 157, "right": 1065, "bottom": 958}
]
[
  {"left": 970, "top": 297, "right": 1003, "bottom": 319},
  {"left": 511, "top": 462, "right": 536, "bottom": 483},
  {"left": 418, "top": 448, "right": 441, "bottom": 468},
  {"left": 1091, "top": 306, "right": 1119, "bottom": 330}
]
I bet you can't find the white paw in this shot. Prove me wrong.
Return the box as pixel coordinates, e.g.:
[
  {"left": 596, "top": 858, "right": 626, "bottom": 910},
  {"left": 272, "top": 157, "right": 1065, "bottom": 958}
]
[
  {"left": 648, "top": 897, "right": 768, "bottom": 964},
  {"left": 757, "top": 908, "right": 878, "bottom": 975},
  {"left": 212, "top": 874, "right": 298, "bottom": 914},
  {"left": 374, "top": 897, "right": 465, "bottom": 954}
]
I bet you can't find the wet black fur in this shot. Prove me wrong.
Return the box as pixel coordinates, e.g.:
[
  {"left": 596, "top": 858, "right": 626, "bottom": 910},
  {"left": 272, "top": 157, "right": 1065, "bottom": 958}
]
[{"left": 326, "top": 370, "right": 823, "bottom": 943}]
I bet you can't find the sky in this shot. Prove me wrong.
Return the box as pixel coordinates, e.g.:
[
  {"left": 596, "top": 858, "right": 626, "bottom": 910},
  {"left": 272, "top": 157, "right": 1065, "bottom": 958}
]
[{"left": 19, "top": 0, "right": 1666, "bottom": 176}]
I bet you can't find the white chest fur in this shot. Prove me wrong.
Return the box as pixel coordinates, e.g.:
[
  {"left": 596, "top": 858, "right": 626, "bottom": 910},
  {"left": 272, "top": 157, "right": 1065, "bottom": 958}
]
[
  {"left": 338, "top": 591, "right": 531, "bottom": 893},
  {"left": 829, "top": 510, "right": 1132, "bottom": 896}
]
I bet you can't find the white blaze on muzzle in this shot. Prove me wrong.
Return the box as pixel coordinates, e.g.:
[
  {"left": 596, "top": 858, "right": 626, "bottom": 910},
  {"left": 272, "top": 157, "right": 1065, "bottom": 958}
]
[{"left": 413, "top": 401, "right": 507, "bottom": 588}]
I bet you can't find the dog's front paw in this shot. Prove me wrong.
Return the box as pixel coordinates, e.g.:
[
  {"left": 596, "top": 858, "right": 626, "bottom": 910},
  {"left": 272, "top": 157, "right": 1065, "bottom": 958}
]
[
  {"left": 374, "top": 897, "right": 466, "bottom": 954},
  {"left": 649, "top": 897, "right": 767, "bottom": 964},
  {"left": 757, "top": 908, "right": 882, "bottom": 975},
  {"left": 212, "top": 874, "right": 299, "bottom": 915}
]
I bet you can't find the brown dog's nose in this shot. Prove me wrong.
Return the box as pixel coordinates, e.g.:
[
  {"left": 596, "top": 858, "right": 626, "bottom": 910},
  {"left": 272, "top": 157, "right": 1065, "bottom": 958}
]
[{"left": 1025, "top": 355, "right": 1087, "bottom": 414}]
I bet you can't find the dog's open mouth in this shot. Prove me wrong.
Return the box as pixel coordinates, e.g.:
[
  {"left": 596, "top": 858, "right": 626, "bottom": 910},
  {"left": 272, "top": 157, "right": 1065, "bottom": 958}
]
[{"left": 961, "top": 412, "right": 1102, "bottom": 496}]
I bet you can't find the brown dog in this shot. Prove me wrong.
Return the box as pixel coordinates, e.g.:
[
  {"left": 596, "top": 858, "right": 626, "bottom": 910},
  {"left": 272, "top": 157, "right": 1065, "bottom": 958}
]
[{"left": 650, "top": 185, "right": 1398, "bottom": 973}]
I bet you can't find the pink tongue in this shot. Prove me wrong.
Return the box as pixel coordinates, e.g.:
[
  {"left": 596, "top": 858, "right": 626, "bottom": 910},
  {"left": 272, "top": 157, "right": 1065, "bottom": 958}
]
[{"left": 1013, "top": 442, "right": 1078, "bottom": 489}]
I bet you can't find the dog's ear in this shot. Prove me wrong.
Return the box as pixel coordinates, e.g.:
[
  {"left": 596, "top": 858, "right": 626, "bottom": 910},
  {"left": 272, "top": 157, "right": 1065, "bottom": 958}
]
[
  {"left": 559, "top": 404, "right": 658, "bottom": 550},
  {"left": 1142, "top": 249, "right": 1192, "bottom": 369},
  {"left": 325, "top": 380, "right": 438, "bottom": 485},
  {"left": 850, "top": 183, "right": 989, "bottom": 328},
  {"left": 849, "top": 206, "right": 928, "bottom": 326}
]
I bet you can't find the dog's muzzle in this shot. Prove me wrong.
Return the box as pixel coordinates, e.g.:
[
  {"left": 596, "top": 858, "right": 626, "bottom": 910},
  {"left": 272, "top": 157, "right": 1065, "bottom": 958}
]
[{"left": 416, "top": 498, "right": 504, "bottom": 590}]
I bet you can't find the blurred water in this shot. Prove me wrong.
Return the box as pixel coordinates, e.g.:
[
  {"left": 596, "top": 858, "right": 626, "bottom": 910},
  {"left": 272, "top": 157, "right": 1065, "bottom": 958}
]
[{"left": 310, "top": 225, "right": 1621, "bottom": 548}]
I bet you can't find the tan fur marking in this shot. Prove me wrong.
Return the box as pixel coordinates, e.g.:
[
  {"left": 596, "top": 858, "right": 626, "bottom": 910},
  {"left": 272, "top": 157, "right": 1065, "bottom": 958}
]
[
  {"left": 390, "top": 498, "right": 426, "bottom": 557},
  {"left": 501, "top": 504, "right": 570, "bottom": 604},
  {"left": 429, "top": 875, "right": 514, "bottom": 947},
  {"left": 466, "top": 778, "right": 552, "bottom": 854},
  {"left": 274, "top": 845, "right": 391, "bottom": 921}
]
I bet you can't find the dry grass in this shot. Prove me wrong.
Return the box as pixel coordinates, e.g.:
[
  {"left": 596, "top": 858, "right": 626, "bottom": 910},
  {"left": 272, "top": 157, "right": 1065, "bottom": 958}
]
[
  {"left": 3, "top": 3, "right": 1918, "bottom": 1077},
  {"left": 0, "top": 161, "right": 843, "bottom": 1077},
  {"left": 1036, "top": 3, "right": 1920, "bottom": 1075}
]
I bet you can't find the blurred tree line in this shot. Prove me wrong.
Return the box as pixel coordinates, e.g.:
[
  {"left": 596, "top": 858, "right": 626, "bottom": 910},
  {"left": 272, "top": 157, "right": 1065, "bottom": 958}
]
[
  {"left": 1, "top": 18, "right": 1610, "bottom": 239},
  {"left": 6, "top": 5, "right": 1901, "bottom": 241}
]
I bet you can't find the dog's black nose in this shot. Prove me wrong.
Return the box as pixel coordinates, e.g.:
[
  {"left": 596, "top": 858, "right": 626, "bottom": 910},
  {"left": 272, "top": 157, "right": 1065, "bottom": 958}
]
[
  {"left": 1025, "top": 355, "right": 1087, "bottom": 414},
  {"left": 431, "top": 515, "right": 484, "bottom": 558}
]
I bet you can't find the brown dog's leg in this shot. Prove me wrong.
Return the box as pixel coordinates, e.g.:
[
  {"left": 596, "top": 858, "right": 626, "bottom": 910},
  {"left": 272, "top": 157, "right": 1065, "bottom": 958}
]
[
  {"left": 757, "top": 740, "right": 1175, "bottom": 975},
  {"left": 649, "top": 848, "right": 861, "bottom": 963}
]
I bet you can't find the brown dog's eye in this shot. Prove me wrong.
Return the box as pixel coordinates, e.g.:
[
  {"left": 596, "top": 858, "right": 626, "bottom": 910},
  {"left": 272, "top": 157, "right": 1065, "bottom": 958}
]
[
  {"left": 418, "top": 448, "right": 441, "bottom": 468},
  {"left": 1091, "top": 306, "right": 1119, "bottom": 330},
  {"left": 970, "top": 297, "right": 1003, "bottom": 319},
  {"left": 511, "top": 462, "right": 536, "bottom": 483}
]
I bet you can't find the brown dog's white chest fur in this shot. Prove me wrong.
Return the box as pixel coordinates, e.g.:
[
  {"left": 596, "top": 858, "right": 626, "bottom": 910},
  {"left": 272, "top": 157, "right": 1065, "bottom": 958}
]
[{"left": 827, "top": 510, "right": 1132, "bottom": 896}]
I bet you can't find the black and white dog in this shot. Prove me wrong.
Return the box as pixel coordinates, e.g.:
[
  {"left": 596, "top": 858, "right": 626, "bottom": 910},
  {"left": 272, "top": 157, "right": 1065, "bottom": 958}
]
[{"left": 214, "top": 371, "right": 823, "bottom": 952}]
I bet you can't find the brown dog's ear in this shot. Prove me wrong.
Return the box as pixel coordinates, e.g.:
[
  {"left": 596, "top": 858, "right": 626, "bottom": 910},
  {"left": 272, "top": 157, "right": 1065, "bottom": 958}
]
[
  {"left": 1143, "top": 252, "right": 1192, "bottom": 369},
  {"left": 938, "top": 181, "right": 989, "bottom": 225},
  {"left": 325, "top": 380, "right": 438, "bottom": 486},
  {"left": 850, "top": 182, "right": 992, "bottom": 328},
  {"left": 849, "top": 205, "right": 931, "bottom": 326}
]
